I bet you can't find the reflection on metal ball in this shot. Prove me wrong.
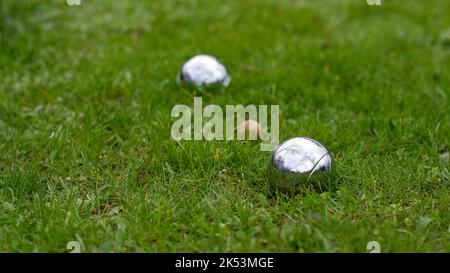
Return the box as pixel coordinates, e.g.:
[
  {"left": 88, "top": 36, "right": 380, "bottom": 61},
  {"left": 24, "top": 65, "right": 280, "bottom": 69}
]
[
  {"left": 268, "top": 137, "right": 335, "bottom": 191},
  {"left": 177, "top": 54, "right": 231, "bottom": 87}
]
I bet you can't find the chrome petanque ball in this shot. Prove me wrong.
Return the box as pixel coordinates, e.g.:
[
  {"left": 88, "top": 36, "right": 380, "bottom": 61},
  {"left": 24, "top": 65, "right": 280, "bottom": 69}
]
[
  {"left": 268, "top": 137, "right": 335, "bottom": 191},
  {"left": 177, "top": 54, "right": 231, "bottom": 87}
]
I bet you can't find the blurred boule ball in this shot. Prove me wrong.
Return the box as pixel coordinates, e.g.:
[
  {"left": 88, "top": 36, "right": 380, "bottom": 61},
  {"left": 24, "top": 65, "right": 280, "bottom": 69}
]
[{"left": 177, "top": 54, "right": 231, "bottom": 87}]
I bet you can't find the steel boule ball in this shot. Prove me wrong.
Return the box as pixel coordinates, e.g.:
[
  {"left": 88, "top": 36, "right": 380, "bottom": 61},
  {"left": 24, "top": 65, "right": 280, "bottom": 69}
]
[
  {"left": 268, "top": 137, "right": 335, "bottom": 191},
  {"left": 177, "top": 54, "right": 231, "bottom": 87}
]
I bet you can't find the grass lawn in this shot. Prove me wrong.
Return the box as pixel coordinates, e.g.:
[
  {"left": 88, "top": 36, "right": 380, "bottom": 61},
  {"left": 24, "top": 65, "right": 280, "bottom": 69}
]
[{"left": 0, "top": 0, "right": 449, "bottom": 252}]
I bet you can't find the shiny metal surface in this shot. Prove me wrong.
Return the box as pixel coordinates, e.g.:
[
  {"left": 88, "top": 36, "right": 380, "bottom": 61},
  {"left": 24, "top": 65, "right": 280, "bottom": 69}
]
[
  {"left": 268, "top": 137, "right": 335, "bottom": 191},
  {"left": 177, "top": 54, "right": 231, "bottom": 87}
]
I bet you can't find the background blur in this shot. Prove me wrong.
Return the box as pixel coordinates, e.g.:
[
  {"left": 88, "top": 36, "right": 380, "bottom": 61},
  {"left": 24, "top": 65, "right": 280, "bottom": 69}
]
[{"left": 0, "top": 0, "right": 449, "bottom": 252}]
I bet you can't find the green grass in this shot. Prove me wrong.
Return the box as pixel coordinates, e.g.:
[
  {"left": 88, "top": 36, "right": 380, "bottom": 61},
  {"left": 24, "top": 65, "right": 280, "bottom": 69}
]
[{"left": 0, "top": 0, "right": 449, "bottom": 252}]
